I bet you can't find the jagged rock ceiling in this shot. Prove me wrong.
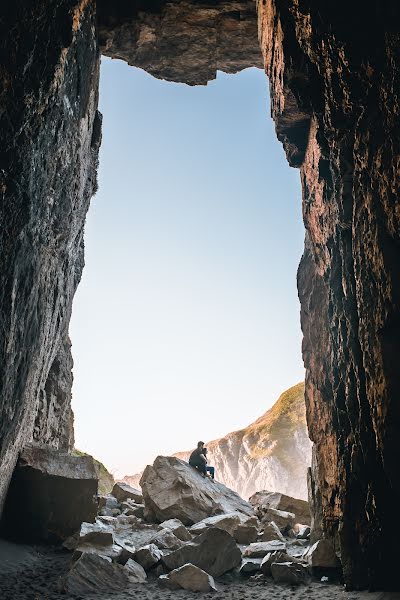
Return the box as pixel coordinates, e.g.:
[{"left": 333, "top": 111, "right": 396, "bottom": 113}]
[{"left": 97, "top": 0, "right": 263, "bottom": 85}]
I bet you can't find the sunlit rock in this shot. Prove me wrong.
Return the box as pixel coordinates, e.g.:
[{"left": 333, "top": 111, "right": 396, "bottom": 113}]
[
  {"left": 135, "top": 543, "right": 163, "bottom": 570},
  {"left": 112, "top": 482, "right": 143, "bottom": 504},
  {"left": 250, "top": 490, "right": 311, "bottom": 527},
  {"left": 159, "top": 518, "right": 192, "bottom": 541},
  {"left": 243, "top": 540, "right": 287, "bottom": 558},
  {"left": 159, "top": 563, "right": 218, "bottom": 592},
  {"left": 140, "top": 456, "right": 254, "bottom": 525},
  {"left": 162, "top": 528, "right": 241, "bottom": 577}
]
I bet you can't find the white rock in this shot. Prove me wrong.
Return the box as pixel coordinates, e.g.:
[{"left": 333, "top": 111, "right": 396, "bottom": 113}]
[
  {"left": 249, "top": 491, "right": 310, "bottom": 526},
  {"left": 124, "top": 558, "right": 147, "bottom": 583},
  {"left": 159, "top": 518, "right": 192, "bottom": 541},
  {"left": 190, "top": 512, "right": 257, "bottom": 544},
  {"left": 78, "top": 521, "right": 114, "bottom": 545},
  {"left": 135, "top": 544, "right": 163, "bottom": 570},
  {"left": 239, "top": 558, "right": 262, "bottom": 574},
  {"left": 261, "top": 521, "right": 285, "bottom": 542},
  {"left": 243, "top": 540, "right": 286, "bottom": 558},
  {"left": 150, "top": 528, "right": 184, "bottom": 551},
  {"left": 162, "top": 563, "right": 217, "bottom": 592},
  {"left": 162, "top": 527, "right": 242, "bottom": 577},
  {"left": 263, "top": 508, "right": 295, "bottom": 531}
]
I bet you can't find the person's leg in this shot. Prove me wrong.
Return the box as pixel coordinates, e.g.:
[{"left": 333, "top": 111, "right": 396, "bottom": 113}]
[{"left": 206, "top": 466, "right": 215, "bottom": 479}]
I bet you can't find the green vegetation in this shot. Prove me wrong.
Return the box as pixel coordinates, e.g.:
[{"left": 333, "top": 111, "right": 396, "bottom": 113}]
[
  {"left": 72, "top": 449, "right": 114, "bottom": 495},
  {"left": 247, "top": 382, "right": 306, "bottom": 466}
]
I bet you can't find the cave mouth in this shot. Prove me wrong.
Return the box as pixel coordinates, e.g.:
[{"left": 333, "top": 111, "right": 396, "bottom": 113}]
[{"left": 69, "top": 57, "right": 307, "bottom": 495}]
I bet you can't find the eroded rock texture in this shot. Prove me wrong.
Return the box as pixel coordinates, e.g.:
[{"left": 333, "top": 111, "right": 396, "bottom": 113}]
[
  {"left": 257, "top": 0, "right": 400, "bottom": 589},
  {"left": 97, "top": 0, "right": 262, "bottom": 85},
  {"left": 0, "top": 1, "right": 101, "bottom": 511}
]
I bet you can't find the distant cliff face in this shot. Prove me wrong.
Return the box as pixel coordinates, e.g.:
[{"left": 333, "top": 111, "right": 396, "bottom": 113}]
[{"left": 124, "top": 383, "right": 311, "bottom": 501}]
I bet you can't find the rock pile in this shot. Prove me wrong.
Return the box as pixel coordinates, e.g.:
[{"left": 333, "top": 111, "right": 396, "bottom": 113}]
[{"left": 60, "top": 456, "right": 341, "bottom": 595}]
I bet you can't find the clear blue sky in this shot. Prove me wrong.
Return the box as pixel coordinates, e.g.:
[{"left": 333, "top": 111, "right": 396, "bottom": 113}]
[{"left": 70, "top": 58, "right": 305, "bottom": 477}]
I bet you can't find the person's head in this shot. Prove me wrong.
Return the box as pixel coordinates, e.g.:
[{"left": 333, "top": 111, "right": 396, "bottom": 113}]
[
  {"left": 203, "top": 447, "right": 208, "bottom": 455},
  {"left": 197, "top": 441, "right": 204, "bottom": 449}
]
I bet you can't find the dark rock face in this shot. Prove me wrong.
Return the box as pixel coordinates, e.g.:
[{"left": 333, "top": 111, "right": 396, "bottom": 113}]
[
  {"left": 0, "top": 0, "right": 101, "bottom": 512},
  {"left": 1, "top": 446, "right": 98, "bottom": 542},
  {"left": 32, "top": 336, "right": 75, "bottom": 451},
  {"left": 257, "top": 0, "right": 400, "bottom": 589},
  {"left": 97, "top": 0, "right": 262, "bottom": 85}
]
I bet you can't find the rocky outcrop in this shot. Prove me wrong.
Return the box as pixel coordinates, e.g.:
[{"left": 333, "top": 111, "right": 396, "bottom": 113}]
[
  {"left": 1, "top": 446, "right": 98, "bottom": 542},
  {"left": 0, "top": 0, "right": 101, "bottom": 513},
  {"left": 125, "top": 383, "right": 312, "bottom": 500},
  {"left": 140, "top": 456, "right": 254, "bottom": 525},
  {"left": 97, "top": 0, "right": 262, "bottom": 86},
  {"left": 256, "top": 0, "right": 400, "bottom": 588}
]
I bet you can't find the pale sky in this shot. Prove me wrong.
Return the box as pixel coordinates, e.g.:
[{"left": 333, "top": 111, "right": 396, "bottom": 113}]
[{"left": 70, "top": 58, "right": 305, "bottom": 478}]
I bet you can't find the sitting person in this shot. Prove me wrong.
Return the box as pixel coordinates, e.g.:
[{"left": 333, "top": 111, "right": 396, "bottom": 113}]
[
  {"left": 189, "top": 441, "right": 207, "bottom": 476},
  {"left": 189, "top": 441, "right": 215, "bottom": 481}
]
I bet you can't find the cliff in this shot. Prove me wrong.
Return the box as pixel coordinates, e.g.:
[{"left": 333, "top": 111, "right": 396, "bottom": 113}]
[{"left": 125, "top": 383, "right": 312, "bottom": 501}]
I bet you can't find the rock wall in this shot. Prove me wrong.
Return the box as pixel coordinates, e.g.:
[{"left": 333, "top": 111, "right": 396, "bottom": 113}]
[
  {"left": 257, "top": 0, "right": 400, "bottom": 589},
  {"left": 0, "top": 0, "right": 101, "bottom": 511}
]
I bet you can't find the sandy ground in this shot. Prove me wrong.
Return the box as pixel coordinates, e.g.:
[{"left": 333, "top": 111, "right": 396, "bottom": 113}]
[{"left": 0, "top": 540, "right": 399, "bottom": 600}]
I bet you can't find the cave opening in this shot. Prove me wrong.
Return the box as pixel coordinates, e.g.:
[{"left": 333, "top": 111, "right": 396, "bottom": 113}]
[
  {"left": 1, "top": 0, "right": 398, "bottom": 591},
  {"left": 69, "top": 56, "right": 309, "bottom": 498}
]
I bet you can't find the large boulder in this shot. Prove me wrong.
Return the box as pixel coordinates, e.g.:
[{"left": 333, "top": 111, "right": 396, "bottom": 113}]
[
  {"left": 249, "top": 491, "right": 310, "bottom": 526},
  {"left": 149, "top": 528, "right": 184, "bottom": 551},
  {"left": 135, "top": 544, "right": 163, "bottom": 570},
  {"left": 262, "top": 508, "right": 295, "bottom": 532},
  {"left": 162, "top": 527, "right": 242, "bottom": 577},
  {"left": 189, "top": 512, "right": 257, "bottom": 544},
  {"left": 261, "top": 521, "right": 285, "bottom": 542},
  {"left": 1, "top": 446, "right": 98, "bottom": 542},
  {"left": 159, "top": 519, "right": 192, "bottom": 541},
  {"left": 304, "top": 539, "right": 340, "bottom": 569},
  {"left": 125, "top": 558, "right": 147, "bottom": 583},
  {"left": 62, "top": 553, "right": 134, "bottom": 595},
  {"left": 271, "top": 561, "right": 309, "bottom": 585},
  {"left": 112, "top": 482, "right": 143, "bottom": 504},
  {"left": 260, "top": 551, "right": 292, "bottom": 576},
  {"left": 160, "top": 564, "right": 218, "bottom": 592},
  {"left": 140, "top": 456, "right": 254, "bottom": 525},
  {"left": 78, "top": 522, "right": 114, "bottom": 546}
]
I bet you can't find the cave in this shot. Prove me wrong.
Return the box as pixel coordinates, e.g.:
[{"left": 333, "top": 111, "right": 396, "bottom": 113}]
[{"left": 0, "top": 0, "right": 399, "bottom": 591}]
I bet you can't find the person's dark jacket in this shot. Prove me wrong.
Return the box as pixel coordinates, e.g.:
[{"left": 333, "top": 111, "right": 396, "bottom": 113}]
[{"left": 189, "top": 447, "right": 206, "bottom": 467}]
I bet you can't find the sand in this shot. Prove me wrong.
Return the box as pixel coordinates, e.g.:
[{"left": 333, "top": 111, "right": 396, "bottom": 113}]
[{"left": 0, "top": 540, "right": 398, "bottom": 600}]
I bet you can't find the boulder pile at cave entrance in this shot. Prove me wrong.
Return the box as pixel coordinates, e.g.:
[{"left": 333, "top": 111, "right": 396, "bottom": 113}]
[{"left": 56, "top": 455, "right": 342, "bottom": 595}]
